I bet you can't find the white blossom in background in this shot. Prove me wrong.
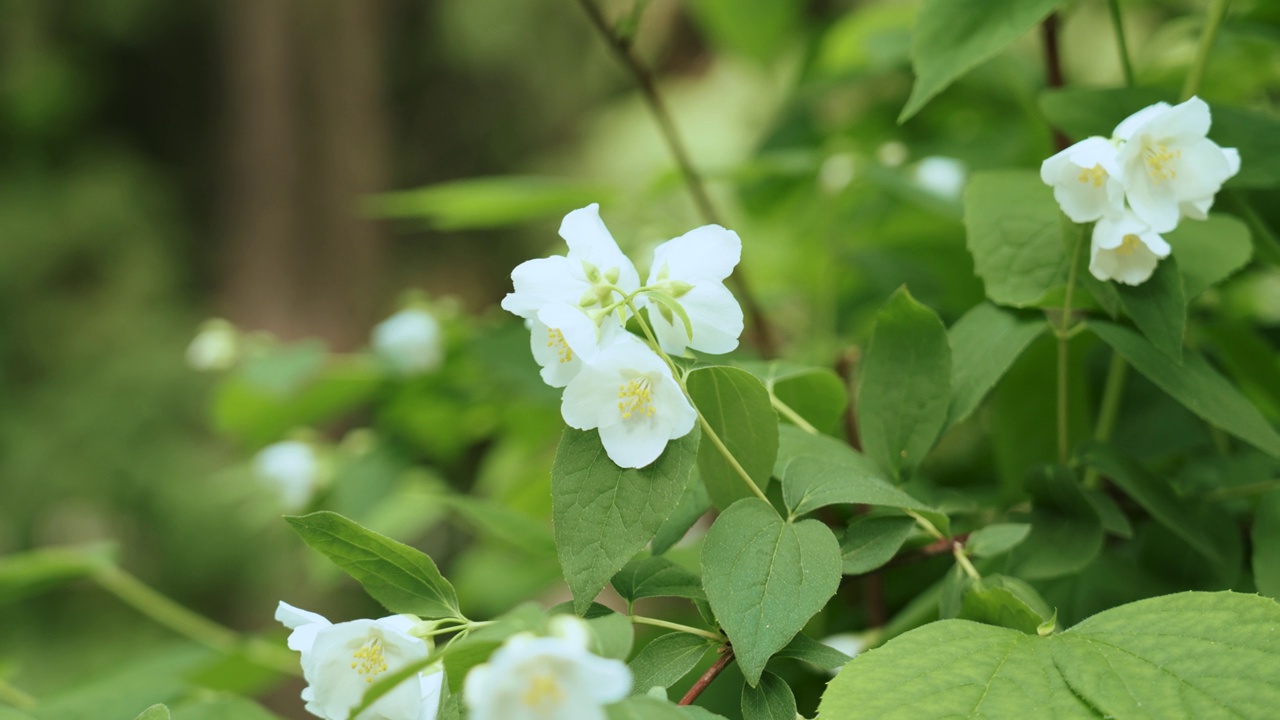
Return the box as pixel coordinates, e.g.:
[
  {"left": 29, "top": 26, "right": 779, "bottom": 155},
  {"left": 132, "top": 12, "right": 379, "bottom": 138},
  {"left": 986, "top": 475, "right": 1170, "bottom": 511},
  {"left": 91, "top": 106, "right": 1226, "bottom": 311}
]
[
  {"left": 561, "top": 334, "right": 696, "bottom": 468},
  {"left": 912, "top": 156, "right": 968, "bottom": 200},
  {"left": 1090, "top": 211, "right": 1171, "bottom": 286},
  {"left": 501, "top": 204, "right": 642, "bottom": 321},
  {"left": 819, "top": 633, "right": 868, "bottom": 676},
  {"left": 645, "top": 224, "right": 744, "bottom": 356},
  {"left": 253, "top": 440, "right": 321, "bottom": 511},
  {"left": 276, "top": 602, "right": 443, "bottom": 720},
  {"left": 528, "top": 303, "right": 622, "bottom": 388},
  {"left": 1039, "top": 137, "right": 1125, "bottom": 222},
  {"left": 1113, "top": 96, "right": 1240, "bottom": 232},
  {"left": 463, "top": 616, "right": 630, "bottom": 720},
  {"left": 186, "top": 318, "right": 241, "bottom": 371},
  {"left": 373, "top": 308, "right": 444, "bottom": 376}
]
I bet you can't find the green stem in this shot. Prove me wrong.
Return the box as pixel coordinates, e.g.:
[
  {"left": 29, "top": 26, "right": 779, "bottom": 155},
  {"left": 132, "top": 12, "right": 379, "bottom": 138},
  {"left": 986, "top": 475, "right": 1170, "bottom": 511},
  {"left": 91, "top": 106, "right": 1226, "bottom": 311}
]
[
  {"left": 1057, "top": 231, "right": 1085, "bottom": 466},
  {"left": 1182, "top": 0, "right": 1231, "bottom": 100},
  {"left": 629, "top": 615, "right": 723, "bottom": 642},
  {"left": 1205, "top": 478, "right": 1280, "bottom": 501},
  {"left": 94, "top": 566, "right": 301, "bottom": 677},
  {"left": 906, "top": 509, "right": 945, "bottom": 541},
  {"left": 770, "top": 394, "right": 820, "bottom": 435},
  {"left": 0, "top": 679, "right": 35, "bottom": 711},
  {"left": 1108, "top": 0, "right": 1135, "bottom": 87},
  {"left": 952, "top": 545, "right": 981, "bottom": 581},
  {"left": 1082, "top": 352, "right": 1128, "bottom": 488}
]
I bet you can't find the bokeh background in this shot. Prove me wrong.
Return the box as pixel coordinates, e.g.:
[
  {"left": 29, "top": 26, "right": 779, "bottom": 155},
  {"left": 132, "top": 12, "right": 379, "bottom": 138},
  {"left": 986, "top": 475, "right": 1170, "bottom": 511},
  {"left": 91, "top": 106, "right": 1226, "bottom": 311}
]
[{"left": 3, "top": 0, "right": 1279, "bottom": 717}]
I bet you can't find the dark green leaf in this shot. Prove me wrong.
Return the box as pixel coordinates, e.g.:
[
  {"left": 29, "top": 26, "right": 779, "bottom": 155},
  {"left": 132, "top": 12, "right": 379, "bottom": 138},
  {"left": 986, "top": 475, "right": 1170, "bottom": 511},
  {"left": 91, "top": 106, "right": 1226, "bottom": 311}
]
[
  {"left": 947, "top": 303, "right": 1046, "bottom": 428},
  {"left": 1090, "top": 321, "right": 1280, "bottom": 458},
  {"left": 628, "top": 633, "right": 712, "bottom": 696},
  {"left": 1006, "top": 466, "right": 1103, "bottom": 579},
  {"left": 856, "top": 287, "right": 951, "bottom": 480},
  {"left": 612, "top": 556, "right": 704, "bottom": 603},
  {"left": 608, "top": 696, "right": 729, "bottom": 720},
  {"left": 1253, "top": 490, "right": 1280, "bottom": 599},
  {"left": 841, "top": 516, "right": 916, "bottom": 575},
  {"left": 958, "top": 574, "right": 1054, "bottom": 635},
  {"left": 701, "top": 498, "right": 841, "bottom": 685},
  {"left": 741, "top": 671, "right": 796, "bottom": 720},
  {"left": 965, "top": 523, "right": 1031, "bottom": 558},
  {"left": 1115, "top": 256, "right": 1185, "bottom": 361},
  {"left": 286, "top": 511, "right": 460, "bottom": 619},
  {"left": 650, "top": 469, "right": 711, "bottom": 556},
  {"left": 773, "top": 632, "right": 852, "bottom": 671},
  {"left": 552, "top": 428, "right": 701, "bottom": 614},
  {"left": 964, "top": 171, "right": 1072, "bottom": 309},
  {"left": 782, "top": 455, "right": 937, "bottom": 521},
  {"left": 687, "top": 367, "right": 778, "bottom": 509},
  {"left": 1166, "top": 215, "right": 1253, "bottom": 299}
]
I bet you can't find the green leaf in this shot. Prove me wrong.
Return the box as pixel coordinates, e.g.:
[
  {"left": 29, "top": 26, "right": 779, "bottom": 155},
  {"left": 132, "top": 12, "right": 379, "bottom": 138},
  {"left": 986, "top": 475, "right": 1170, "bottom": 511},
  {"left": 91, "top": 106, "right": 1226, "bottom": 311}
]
[
  {"left": 1089, "top": 321, "right": 1280, "bottom": 458},
  {"left": 1115, "top": 256, "right": 1185, "bottom": 362},
  {"left": 902, "top": 0, "right": 1066, "bottom": 121},
  {"left": 170, "top": 695, "right": 284, "bottom": 720},
  {"left": 741, "top": 671, "right": 796, "bottom": 720},
  {"left": 285, "top": 511, "right": 460, "bottom": 619},
  {"left": 773, "top": 632, "right": 853, "bottom": 671},
  {"left": 1253, "top": 490, "right": 1280, "bottom": 599},
  {"left": 965, "top": 523, "right": 1031, "bottom": 558},
  {"left": 841, "top": 516, "right": 916, "bottom": 575},
  {"left": 1038, "top": 87, "right": 1168, "bottom": 139},
  {"left": 650, "top": 469, "right": 710, "bottom": 556},
  {"left": 552, "top": 428, "right": 701, "bottom": 614},
  {"left": 213, "top": 356, "right": 381, "bottom": 445},
  {"left": 958, "top": 574, "right": 1054, "bottom": 635},
  {"left": 0, "top": 543, "right": 116, "bottom": 606},
  {"left": 946, "top": 303, "right": 1046, "bottom": 428},
  {"left": 134, "top": 707, "right": 170, "bottom": 720},
  {"left": 964, "top": 171, "right": 1070, "bottom": 309},
  {"left": 1082, "top": 445, "right": 1240, "bottom": 567},
  {"left": 820, "top": 591, "right": 1280, "bottom": 718},
  {"left": 608, "top": 696, "right": 729, "bottom": 720},
  {"left": 1166, "top": 214, "right": 1253, "bottom": 298},
  {"left": 29, "top": 646, "right": 213, "bottom": 720},
  {"left": 612, "top": 556, "right": 705, "bottom": 603},
  {"left": 856, "top": 287, "right": 951, "bottom": 480},
  {"left": 700, "top": 498, "right": 842, "bottom": 685},
  {"left": 740, "top": 361, "right": 848, "bottom": 436},
  {"left": 365, "top": 176, "right": 608, "bottom": 230},
  {"left": 1006, "top": 466, "right": 1103, "bottom": 579},
  {"left": 628, "top": 633, "right": 712, "bottom": 696},
  {"left": 686, "top": 367, "right": 778, "bottom": 509},
  {"left": 587, "top": 608, "right": 636, "bottom": 661},
  {"left": 433, "top": 494, "right": 555, "bottom": 557},
  {"left": 685, "top": 0, "right": 799, "bottom": 63},
  {"left": 781, "top": 455, "right": 938, "bottom": 521}
]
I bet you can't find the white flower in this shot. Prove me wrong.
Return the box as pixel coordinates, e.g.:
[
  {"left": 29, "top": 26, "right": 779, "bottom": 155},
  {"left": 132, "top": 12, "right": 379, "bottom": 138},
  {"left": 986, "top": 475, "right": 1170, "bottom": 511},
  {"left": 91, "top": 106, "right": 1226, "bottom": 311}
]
[
  {"left": 561, "top": 334, "right": 696, "bottom": 468},
  {"left": 1090, "top": 210, "right": 1171, "bottom": 286},
  {"left": 645, "top": 225, "right": 744, "bottom": 356},
  {"left": 463, "top": 616, "right": 631, "bottom": 720},
  {"left": 912, "top": 156, "right": 967, "bottom": 200},
  {"left": 276, "top": 602, "right": 443, "bottom": 720},
  {"left": 186, "top": 319, "right": 240, "bottom": 371},
  {"left": 254, "top": 441, "right": 321, "bottom": 511},
  {"left": 373, "top": 308, "right": 444, "bottom": 376},
  {"left": 528, "top": 303, "right": 622, "bottom": 388},
  {"left": 819, "top": 633, "right": 867, "bottom": 676},
  {"left": 501, "top": 204, "right": 642, "bottom": 321},
  {"left": 1113, "top": 97, "right": 1240, "bottom": 232},
  {"left": 1040, "top": 137, "right": 1126, "bottom": 223}
]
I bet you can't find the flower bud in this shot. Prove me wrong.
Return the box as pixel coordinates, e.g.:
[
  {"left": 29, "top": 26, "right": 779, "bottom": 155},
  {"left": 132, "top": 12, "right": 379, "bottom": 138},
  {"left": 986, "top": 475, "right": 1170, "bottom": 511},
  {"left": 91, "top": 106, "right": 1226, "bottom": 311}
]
[{"left": 372, "top": 308, "right": 444, "bottom": 376}]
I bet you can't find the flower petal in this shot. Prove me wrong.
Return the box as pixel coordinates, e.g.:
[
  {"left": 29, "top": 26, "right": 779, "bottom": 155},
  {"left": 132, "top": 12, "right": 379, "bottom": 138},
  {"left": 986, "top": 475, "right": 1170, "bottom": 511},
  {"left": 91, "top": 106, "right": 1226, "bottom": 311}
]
[
  {"left": 1113, "top": 102, "right": 1171, "bottom": 140},
  {"left": 1147, "top": 96, "right": 1211, "bottom": 142},
  {"left": 648, "top": 225, "right": 742, "bottom": 284},
  {"left": 502, "top": 255, "right": 584, "bottom": 319},
  {"left": 651, "top": 282, "right": 743, "bottom": 356}
]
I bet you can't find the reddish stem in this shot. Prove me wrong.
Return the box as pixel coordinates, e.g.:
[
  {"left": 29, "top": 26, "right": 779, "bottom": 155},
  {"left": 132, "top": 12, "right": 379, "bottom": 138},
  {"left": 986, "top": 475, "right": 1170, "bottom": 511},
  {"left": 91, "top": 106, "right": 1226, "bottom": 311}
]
[
  {"left": 1042, "top": 13, "right": 1072, "bottom": 151},
  {"left": 678, "top": 647, "right": 735, "bottom": 706}
]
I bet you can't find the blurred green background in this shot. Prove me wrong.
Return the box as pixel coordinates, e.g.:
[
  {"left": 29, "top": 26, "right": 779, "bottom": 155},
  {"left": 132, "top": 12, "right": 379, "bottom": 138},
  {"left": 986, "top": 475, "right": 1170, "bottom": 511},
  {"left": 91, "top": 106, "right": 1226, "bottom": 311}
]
[{"left": 2, "top": 0, "right": 1278, "bottom": 717}]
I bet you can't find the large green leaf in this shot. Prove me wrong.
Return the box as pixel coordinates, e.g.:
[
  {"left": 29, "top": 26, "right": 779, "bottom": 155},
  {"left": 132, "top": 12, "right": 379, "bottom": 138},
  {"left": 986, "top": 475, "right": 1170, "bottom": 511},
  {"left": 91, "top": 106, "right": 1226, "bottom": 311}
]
[
  {"left": 650, "top": 469, "right": 711, "bottom": 556},
  {"left": 821, "top": 592, "right": 1280, "bottom": 718},
  {"left": 552, "top": 428, "right": 700, "bottom": 614},
  {"left": 1165, "top": 214, "right": 1253, "bottom": 298},
  {"left": 741, "top": 671, "right": 796, "bottom": 720},
  {"left": 856, "top": 287, "right": 951, "bottom": 480},
  {"left": 286, "top": 511, "right": 460, "bottom": 619},
  {"left": 627, "top": 633, "right": 712, "bottom": 696},
  {"left": 611, "top": 556, "right": 705, "bottom": 603},
  {"left": 1253, "top": 490, "right": 1280, "bottom": 600},
  {"left": 902, "top": 0, "right": 1067, "bottom": 121},
  {"left": 841, "top": 516, "right": 916, "bottom": 575},
  {"left": 687, "top": 367, "right": 778, "bottom": 509},
  {"left": 365, "top": 176, "right": 607, "bottom": 229},
  {"left": 700, "top": 498, "right": 841, "bottom": 685},
  {"left": 957, "top": 574, "right": 1055, "bottom": 635},
  {"left": 1089, "top": 321, "right": 1280, "bottom": 458},
  {"left": 964, "top": 171, "right": 1070, "bottom": 309},
  {"left": 946, "top": 303, "right": 1046, "bottom": 428},
  {"left": 781, "top": 455, "right": 937, "bottom": 521},
  {"left": 1115, "top": 256, "right": 1185, "bottom": 362}
]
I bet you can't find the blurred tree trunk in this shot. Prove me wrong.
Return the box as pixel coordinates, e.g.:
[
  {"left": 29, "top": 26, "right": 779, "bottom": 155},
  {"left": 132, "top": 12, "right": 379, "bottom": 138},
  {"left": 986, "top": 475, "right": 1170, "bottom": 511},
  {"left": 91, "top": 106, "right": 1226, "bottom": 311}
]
[{"left": 221, "top": 0, "right": 389, "bottom": 349}]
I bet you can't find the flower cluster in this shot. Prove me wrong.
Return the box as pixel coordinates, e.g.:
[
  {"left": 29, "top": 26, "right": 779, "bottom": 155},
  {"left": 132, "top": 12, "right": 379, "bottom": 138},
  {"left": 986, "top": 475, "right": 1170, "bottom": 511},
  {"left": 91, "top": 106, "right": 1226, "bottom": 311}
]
[
  {"left": 1040, "top": 97, "right": 1239, "bottom": 286},
  {"left": 462, "top": 616, "right": 631, "bottom": 720},
  {"left": 501, "top": 204, "right": 745, "bottom": 468},
  {"left": 276, "top": 602, "right": 443, "bottom": 720}
]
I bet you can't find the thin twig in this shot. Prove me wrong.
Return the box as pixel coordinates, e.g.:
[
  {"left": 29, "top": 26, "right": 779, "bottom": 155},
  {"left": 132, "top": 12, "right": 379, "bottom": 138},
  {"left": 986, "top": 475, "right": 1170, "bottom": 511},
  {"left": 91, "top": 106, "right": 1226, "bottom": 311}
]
[
  {"left": 1041, "top": 14, "right": 1071, "bottom": 151},
  {"left": 679, "top": 646, "right": 735, "bottom": 706},
  {"left": 573, "top": 0, "right": 778, "bottom": 357},
  {"left": 1183, "top": 0, "right": 1231, "bottom": 100},
  {"left": 1108, "top": 0, "right": 1136, "bottom": 87}
]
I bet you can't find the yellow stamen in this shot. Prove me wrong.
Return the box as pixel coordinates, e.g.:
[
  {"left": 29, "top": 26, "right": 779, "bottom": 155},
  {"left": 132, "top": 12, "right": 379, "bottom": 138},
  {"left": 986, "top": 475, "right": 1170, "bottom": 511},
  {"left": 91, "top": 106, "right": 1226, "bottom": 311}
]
[
  {"left": 547, "top": 328, "right": 573, "bottom": 363},
  {"left": 522, "top": 673, "right": 564, "bottom": 709},
  {"left": 1076, "top": 164, "right": 1107, "bottom": 187},
  {"left": 617, "top": 378, "right": 656, "bottom": 420},
  {"left": 1143, "top": 143, "right": 1181, "bottom": 184},
  {"left": 1115, "top": 234, "right": 1144, "bottom": 258},
  {"left": 351, "top": 636, "right": 389, "bottom": 684}
]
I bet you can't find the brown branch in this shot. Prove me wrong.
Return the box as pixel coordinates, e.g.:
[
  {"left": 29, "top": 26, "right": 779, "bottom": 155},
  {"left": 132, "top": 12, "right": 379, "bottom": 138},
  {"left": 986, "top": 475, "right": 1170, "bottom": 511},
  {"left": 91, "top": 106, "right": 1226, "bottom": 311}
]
[
  {"left": 1041, "top": 13, "right": 1071, "bottom": 151},
  {"left": 836, "top": 346, "right": 862, "bottom": 451},
  {"left": 572, "top": 0, "right": 778, "bottom": 358},
  {"left": 679, "top": 646, "right": 735, "bottom": 706}
]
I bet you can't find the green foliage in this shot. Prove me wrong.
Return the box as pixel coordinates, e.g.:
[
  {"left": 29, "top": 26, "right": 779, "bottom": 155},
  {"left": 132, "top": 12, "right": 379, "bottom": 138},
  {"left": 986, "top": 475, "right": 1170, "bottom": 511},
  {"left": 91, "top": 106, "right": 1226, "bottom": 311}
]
[
  {"left": 700, "top": 498, "right": 841, "bottom": 685},
  {"left": 821, "top": 592, "right": 1280, "bottom": 718},
  {"left": 134, "top": 706, "right": 170, "bottom": 720},
  {"left": 0, "top": 543, "right": 115, "bottom": 606},
  {"left": 366, "top": 176, "right": 608, "bottom": 230},
  {"left": 780, "top": 455, "right": 937, "bottom": 521},
  {"left": 1165, "top": 215, "right": 1254, "bottom": 298},
  {"left": 628, "top": 633, "right": 712, "bottom": 696},
  {"left": 686, "top": 367, "right": 778, "bottom": 509},
  {"left": 285, "top": 511, "right": 461, "bottom": 619},
  {"left": 1253, "top": 491, "right": 1280, "bottom": 599},
  {"left": 772, "top": 633, "right": 851, "bottom": 671},
  {"left": 965, "top": 523, "right": 1031, "bottom": 558},
  {"left": 740, "top": 671, "right": 796, "bottom": 720},
  {"left": 551, "top": 428, "right": 700, "bottom": 614},
  {"left": 1006, "top": 466, "right": 1104, "bottom": 579},
  {"left": 1115, "top": 257, "right": 1186, "bottom": 361},
  {"left": 946, "top": 303, "right": 1046, "bottom": 428},
  {"left": 856, "top": 287, "right": 951, "bottom": 480},
  {"left": 612, "top": 556, "right": 705, "bottom": 603},
  {"left": 964, "top": 171, "right": 1070, "bottom": 308},
  {"left": 840, "top": 516, "right": 916, "bottom": 575}
]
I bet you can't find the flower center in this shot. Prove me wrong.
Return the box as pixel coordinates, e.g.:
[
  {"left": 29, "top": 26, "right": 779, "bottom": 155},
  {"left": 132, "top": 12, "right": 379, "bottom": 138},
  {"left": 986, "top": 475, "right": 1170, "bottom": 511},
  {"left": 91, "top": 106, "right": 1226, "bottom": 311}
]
[
  {"left": 522, "top": 672, "right": 564, "bottom": 710},
  {"left": 1143, "top": 143, "right": 1181, "bottom": 184},
  {"left": 618, "top": 377, "right": 656, "bottom": 420},
  {"left": 351, "top": 637, "right": 388, "bottom": 683},
  {"left": 1076, "top": 164, "right": 1107, "bottom": 188},
  {"left": 546, "top": 328, "right": 573, "bottom": 363},
  {"left": 1116, "top": 234, "right": 1144, "bottom": 258}
]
